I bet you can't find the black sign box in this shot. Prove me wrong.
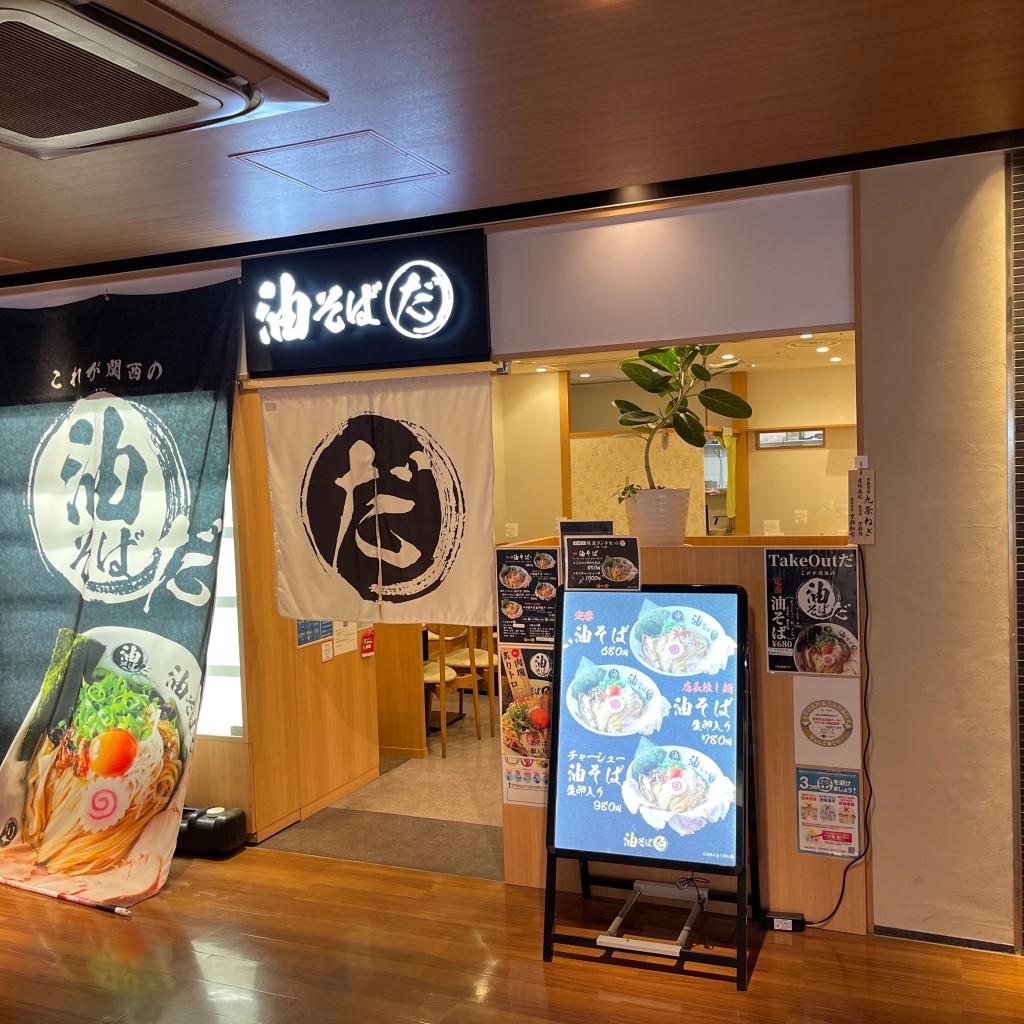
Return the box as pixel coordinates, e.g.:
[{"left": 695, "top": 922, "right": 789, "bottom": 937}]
[{"left": 242, "top": 229, "right": 490, "bottom": 377}]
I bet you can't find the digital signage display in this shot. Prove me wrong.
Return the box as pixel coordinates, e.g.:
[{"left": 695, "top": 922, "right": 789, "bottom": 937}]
[{"left": 548, "top": 586, "right": 747, "bottom": 874}]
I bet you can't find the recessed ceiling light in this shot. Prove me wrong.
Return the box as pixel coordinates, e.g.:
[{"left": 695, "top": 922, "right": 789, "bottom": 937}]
[
  {"left": 816, "top": 346, "right": 830, "bottom": 353},
  {"left": 578, "top": 372, "right": 591, "bottom": 379},
  {"left": 535, "top": 367, "right": 547, "bottom": 373},
  {"left": 800, "top": 333, "right": 813, "bottom": 340},
  {"left": 750, "top": 363, "right": 757, "bottom": 368},
  {"left": 721, "top": 353, "right": 735, "bottom": 360},
  {"left": 830, "top": 356, "right": 842, "bottom": 363}
]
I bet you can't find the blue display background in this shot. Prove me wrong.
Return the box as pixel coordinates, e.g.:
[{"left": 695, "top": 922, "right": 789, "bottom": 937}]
[{"left": 551, "top": 589, "right": 742, "bottom": 869}]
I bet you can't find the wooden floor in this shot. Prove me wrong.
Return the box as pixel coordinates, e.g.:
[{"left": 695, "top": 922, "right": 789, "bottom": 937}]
[{"left": 1, "top": 848, "right": 1022, "bottom": 1023}]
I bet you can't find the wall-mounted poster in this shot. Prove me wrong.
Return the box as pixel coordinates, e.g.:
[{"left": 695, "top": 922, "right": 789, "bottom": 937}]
[
  {"left": 496, "top": 547, "right": 558, "bottom": 645},
  {"left": 564, "top": 536, "right": 641, "bottom": 591},
  {"left": 796, "top": 768, "right": 861, "bottom": 858},
  {"left": 0, "top": 283, "right": 240, "bottom": 908},
  {"left": 549, "top": 587, "right": 747, "bottom": 872},
  {"left": 499, "top": 645, "right": 553, "bottom": 806},
  {"left": 765, "top": 548, "right": 860, "bottom": 675},
  {"left": 792, "top": 676, "right": 862, "bottom": 770}
]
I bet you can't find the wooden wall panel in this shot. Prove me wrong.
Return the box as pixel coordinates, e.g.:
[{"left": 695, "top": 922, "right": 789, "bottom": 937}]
[
  {"left": 296, "top": 640, "right": 379, "bottom": 814},
  {"left": 375, "top": 624, "right": 429, "bottom": 758},
  {"left": 230, "top": 390, "right": 302, "bottom": 835},
  {"left": 204, "top": 389, "right": 381, "bottom": 840},
  {"left": 502, "top": 542, "right": 868, "bottom": 936},
  {"left": 186, "top": 736, "right": 254, "bottom": 831}
]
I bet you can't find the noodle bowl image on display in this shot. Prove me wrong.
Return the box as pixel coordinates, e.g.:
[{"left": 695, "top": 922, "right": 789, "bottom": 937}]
[
  {"left": 567, "top": 656, "right": 669, "bottom": 736},
  {"left": 629, "top": 599, "right": 737, "bottom": 676},
  {"left": 0, "top": 627, "right": 200, "bottom": 903},
  {"left": 622, "top": 737, "right": 736, "bottom": 838}
]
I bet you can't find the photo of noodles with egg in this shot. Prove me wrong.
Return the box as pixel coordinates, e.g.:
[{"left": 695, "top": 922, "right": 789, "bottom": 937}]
[
  {"left": 601, "top": 556, "right": 638, "bottom": 583},
  {"left": 629, "top": 599, "right": 736, "bottom": 676},
  {"left": 0, "top": 626, "right": 199, "bottom": 894},
  {"left": 501, "top": 694, "right": 550, "bottom": 756},
  {"left": 567, "top": 656, "right": 668, "bottom": 736},
  {"left": 793, "top": 623, "right": 858, "bottom": 675},
  {"left": 621, "top": 737, "right": 736, "bottom": 837},
  {"left": 499, "top": 564, "right": 531, "bottom": 589}
]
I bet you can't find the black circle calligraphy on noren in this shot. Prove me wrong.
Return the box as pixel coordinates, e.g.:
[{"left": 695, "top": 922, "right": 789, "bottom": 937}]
[{"left": 301, "top": 414, "right": 465, "bottom": 603}]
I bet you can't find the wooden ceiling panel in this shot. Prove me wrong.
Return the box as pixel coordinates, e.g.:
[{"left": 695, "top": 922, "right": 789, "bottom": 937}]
[{"left": 1, "top": 0, "right": 1023, "bottom": 278}]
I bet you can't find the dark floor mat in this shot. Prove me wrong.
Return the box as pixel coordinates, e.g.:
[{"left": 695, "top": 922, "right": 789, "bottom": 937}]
[
  {"left": 259, "top": 807, "right": 504, "bottom": 881},
  {"left": 378, "top": 753, "right": 410, "bottom": 776}
]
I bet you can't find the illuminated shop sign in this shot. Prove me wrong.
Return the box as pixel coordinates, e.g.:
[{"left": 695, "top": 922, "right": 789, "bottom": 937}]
[{"left": 242, "top": 229, "right": 489, "bottom": 377}]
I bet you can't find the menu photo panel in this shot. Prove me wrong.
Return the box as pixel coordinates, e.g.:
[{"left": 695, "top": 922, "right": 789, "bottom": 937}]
[{"left": 548, "top": 586, "right": 748, "bottom": 875}]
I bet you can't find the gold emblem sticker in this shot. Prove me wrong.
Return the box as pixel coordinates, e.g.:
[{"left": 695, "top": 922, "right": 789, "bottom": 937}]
[{"left": 800, "top": 699, "right": 854, "bottom": 747}]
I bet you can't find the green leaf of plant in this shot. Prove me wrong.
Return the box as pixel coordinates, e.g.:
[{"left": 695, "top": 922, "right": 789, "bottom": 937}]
[
  {"left": 674, "top": 347, "right": 698, "bottom": 372},
  {"left": 612, "top": 399, "right": 643, "bottom": 414},
  {"left": 621, "top": 361, "right": 672, "bottom": 394},
  {"left": 698, "top": 388, "right": 753, "bottom": 418},
  {"left": 692, "top": 364, "right": 712, "bottom": 382},
  {"left": 673, "top": 412, "right": 708, "bottom": 448},
  {"left": 619, "top": 410, "right": 658, "bottom": 426},
  {"left": 710, "top": 361, "right": 741, "bottom": 376},
  {"left": 637, "top": 349, "right": 678, "bottom": 373}
]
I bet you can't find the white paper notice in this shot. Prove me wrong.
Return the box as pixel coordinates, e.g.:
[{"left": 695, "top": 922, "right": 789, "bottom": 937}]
[
  {"left": 792, "top": 675, "right": 862, "bottom": 770},
  {"left": 848, "top": 468, "right": 876, "bottom": 544},
  {"left": 332, "top": 621, "right": 358, "bottom": 655}
]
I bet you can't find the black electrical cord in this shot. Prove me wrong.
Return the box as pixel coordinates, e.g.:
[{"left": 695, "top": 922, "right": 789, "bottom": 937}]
[{"left": 805, "top": 543, "right": 873, "bottom": 929}]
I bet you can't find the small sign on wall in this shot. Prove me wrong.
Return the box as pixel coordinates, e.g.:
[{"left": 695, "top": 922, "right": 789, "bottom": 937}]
[
  {"left": 360, "top": 627, "right": 376, "bottom": 657},
  {"left": 792, "top": 675, "right": 862, "bottom": 770},
  {"left": 796, "top": 768, "right": 861, "bottom": 858},
  {"left": 848, "top": 469, "right": 876, "bottom": 544},
  {"left": 321, "top": 639, "right": 335, "bottom": 663}
]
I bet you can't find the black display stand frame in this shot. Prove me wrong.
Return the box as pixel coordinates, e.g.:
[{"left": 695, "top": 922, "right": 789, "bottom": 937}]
[{"left": 542, "top": 584, "right": 761, "bottom": 990}]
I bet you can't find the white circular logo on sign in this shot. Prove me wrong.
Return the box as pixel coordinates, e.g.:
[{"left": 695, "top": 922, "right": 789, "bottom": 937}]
[
  {"left": 797, "top": 577, "right": 841, "bottom": 619},
  {"left": 385, "top": 260, "right": 455, "bottom": 339},
  {"left": 28, "top": 395, "right": 191, "bottom": 605},
  {"left": 800, "top": 700, "right": 854, "bottom": 747}
]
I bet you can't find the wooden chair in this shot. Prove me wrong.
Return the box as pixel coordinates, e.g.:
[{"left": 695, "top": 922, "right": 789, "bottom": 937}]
[
  {"left": 423, "top": 624, "right": 482, "bottom": 758},
  {"left": 445, "top": 625, "right": 496, "bottom": 737}
]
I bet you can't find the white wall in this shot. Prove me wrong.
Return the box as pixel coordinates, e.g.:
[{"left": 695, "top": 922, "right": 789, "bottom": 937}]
[
  {"left": 571, "top": 365, "right": 858, "bottom": 536},
  {"left": 489, "top": 186, "right": 854, "bottom": 355},
  {"left": 747, "top": 426, "right": 856, "bottom": 535},
  {"left": 746, "top": 364, "right": 857, "bottom": 427},
  {"left": 860, "top": 154, "right": 1014, "bottom": 944},
  {"left": 493, "top": 373, "right": 565, "bottom": 542}
]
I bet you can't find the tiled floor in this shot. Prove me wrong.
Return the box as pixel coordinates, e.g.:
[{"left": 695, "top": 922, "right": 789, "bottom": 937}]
[
  {"left": 261, "top": 695, "right": 506, "bottom": 878},
  {"left": 334, "top": 699, "right": 503, "bottom": 828}
]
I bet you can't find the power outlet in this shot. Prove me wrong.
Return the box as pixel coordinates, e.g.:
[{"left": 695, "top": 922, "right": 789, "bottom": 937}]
[{"left": 505, "top": 523, "right": 519, "bottom": 538}]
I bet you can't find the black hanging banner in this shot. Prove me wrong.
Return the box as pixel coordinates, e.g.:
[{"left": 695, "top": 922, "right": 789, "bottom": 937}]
[{"left": 0, "top": 281, "right": 240, "bottom": 908}]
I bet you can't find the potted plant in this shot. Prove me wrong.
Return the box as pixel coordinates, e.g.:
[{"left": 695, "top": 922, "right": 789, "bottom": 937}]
[{"left": 613, "top": 344, "right": 752, "bottom": 544}]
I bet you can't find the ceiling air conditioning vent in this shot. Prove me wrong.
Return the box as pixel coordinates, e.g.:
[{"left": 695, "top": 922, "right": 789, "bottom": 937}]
[{"left": 0, "top": 0, "right": 326, "bottom": 158}]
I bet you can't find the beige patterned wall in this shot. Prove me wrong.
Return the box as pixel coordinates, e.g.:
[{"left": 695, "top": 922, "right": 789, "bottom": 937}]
[{"left": 569, "top": 432, "right": 707, "bottom": 536}]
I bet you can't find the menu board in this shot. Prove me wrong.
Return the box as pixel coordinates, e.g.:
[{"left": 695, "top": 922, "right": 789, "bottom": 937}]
[
  {"left": 765, "top": 548, "right": 860, "bottom": 676},
  {"left": 496, "top": 547, "right": 559, "bottom": 645},
  {"left": 564, "top": 536, "right": 641, "bottom": 591},
  {"left": 548, "top": 586, "right": 747, "bottom": 874},
  {"left": 499, "top": 645, "right": 554, "bottom": 806}
]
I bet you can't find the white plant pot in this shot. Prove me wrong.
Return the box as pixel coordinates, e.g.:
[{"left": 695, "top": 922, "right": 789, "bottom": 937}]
[{"left": 624, "top": 488, "right": 691, "bottom": 546}]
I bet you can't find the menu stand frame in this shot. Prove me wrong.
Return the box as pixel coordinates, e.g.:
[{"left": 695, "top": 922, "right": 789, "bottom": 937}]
[
  {"left": 542, "top": 585, "right": 761, "bottom": 991},
  {"left": 542, "top": 705, "right": 762, "bottom": 991}
]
